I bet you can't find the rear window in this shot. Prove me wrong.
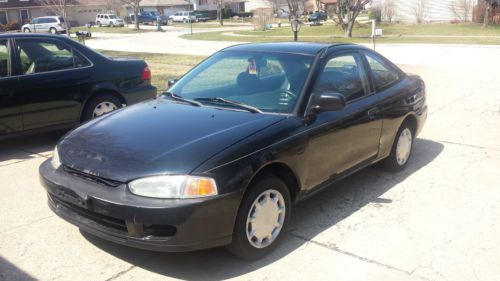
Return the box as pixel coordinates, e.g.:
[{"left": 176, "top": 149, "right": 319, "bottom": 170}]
[{"left": 58, "top": 17, "right": 64, "bottom": 22}]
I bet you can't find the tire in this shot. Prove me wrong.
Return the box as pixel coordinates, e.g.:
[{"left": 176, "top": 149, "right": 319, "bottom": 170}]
[
  {"left": 23, "top": 28, "right": 31, "bottom": 33},
  {"left": 97, "top": 21, "right": 101, "bottom": 27},
  {"left": 50, "top": 27, "right": 57, "bottom": 34},
  {"left": 82, "top": 94, "right": 123, "bottom": 122},
  {"left": 227, "top": 174, "right": 291, "bottom": 260},
  {"left": 110, "top": 22, "right": 114, "bottom": 27},
  {"left": 380, "top": 121, "right": 415, "bottom": 172}
]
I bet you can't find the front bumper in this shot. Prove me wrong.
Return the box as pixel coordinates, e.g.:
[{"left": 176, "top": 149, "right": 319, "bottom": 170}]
[{"left": 39, "top": 160, "right": 241, "bottom": 252}]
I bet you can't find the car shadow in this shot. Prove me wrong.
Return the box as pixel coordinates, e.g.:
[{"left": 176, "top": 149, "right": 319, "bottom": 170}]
[
  {"left": 82, "top": 138, "right": 444, "bottom": 280},
  {"left": 0, "top": 130, "right": 66, "bottom": 164},
  {"left": 0, "top": 256, "right": 37, "bottom": 281}
]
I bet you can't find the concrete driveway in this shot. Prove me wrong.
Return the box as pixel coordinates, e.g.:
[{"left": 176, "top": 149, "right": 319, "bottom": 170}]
[{"left": 1, "top": 45, "right": 499, "bottom": 281}]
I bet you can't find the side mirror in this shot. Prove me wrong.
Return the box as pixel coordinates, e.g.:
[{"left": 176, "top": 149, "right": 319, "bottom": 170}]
[
  {"left": 308, "top": 92, "right": 346, "bottom": 114},
  {"left": 167, "top": 78, "right": 178, "bottom": 88}
]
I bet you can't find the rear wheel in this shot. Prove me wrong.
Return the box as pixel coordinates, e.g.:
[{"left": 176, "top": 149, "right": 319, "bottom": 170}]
[
  {"left": 227, "top": 174, "right": 291, "bottom": 260},
  {"left": 82, "top": 94, "right": 123, "bottom": 122},
  {"left": 49, "top": 27, "right": 57, "bottom": 34},
  {"left": 23, "top": 28, "right": 31, "bottom": 32},
  {"left": 380, "top": 121, "right": 415, "bottom": 172}
]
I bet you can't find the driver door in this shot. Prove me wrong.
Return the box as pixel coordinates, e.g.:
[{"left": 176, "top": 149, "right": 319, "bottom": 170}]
[
  {"left": 0, "top": 39, "right": 22, "bottom": 135},
  {"left": 303, "top": 51, "right": 383, "bottom": 189}
]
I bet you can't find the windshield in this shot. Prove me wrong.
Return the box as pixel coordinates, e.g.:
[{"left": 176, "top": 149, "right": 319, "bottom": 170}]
[{"left": 168, "top": 51, "right": 314, "bottom": 114}]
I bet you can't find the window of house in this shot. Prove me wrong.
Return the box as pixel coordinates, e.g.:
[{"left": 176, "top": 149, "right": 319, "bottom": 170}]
[
  {"left": 0, "top": 41, "right": 9, "bottom": 77},
  {"left": 16, "top": 39, "right": 91, "bottom": 75},
  {"left": 0, "top": 10, "right": 7, "bottom": 25},
  {"left": 313, "top": 53, "right": 369, "bottom": 101},
  {"left": 365, "top": 52, "right": 401, "bottom": 91}
]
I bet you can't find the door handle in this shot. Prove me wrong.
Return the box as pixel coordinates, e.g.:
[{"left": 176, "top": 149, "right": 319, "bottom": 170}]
[{"left": 367, "top": 107, "right": 379, "bottom": 119}]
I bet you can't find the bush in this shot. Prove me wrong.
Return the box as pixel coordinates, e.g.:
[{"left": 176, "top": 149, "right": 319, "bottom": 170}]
[{"left": 0, "top": 21, "right": 20, "bottom": 31}]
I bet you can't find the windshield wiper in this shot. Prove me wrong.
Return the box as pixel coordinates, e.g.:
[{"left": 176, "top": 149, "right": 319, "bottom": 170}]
[
  {"left": 164, "top": 92, "right": 202, "bottom": 107},
  {"left": 194, "top": 97, "right": 263, "bottom": 113}
]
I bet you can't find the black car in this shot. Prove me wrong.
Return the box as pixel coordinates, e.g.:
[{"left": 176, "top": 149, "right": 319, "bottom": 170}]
[
  {"left": 40, "top": 43, "right": 427, "bottom": 259},
  {"left": 0, "top": 33, "right": 156, "bottom": 138},
  {"left": 308, "top": 11, "right": 328, "bottom": 22}
]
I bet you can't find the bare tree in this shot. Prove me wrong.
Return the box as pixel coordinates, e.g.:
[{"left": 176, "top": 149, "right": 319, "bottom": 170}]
[
  {"left": 413, "top": 0, "right": 426, "bottom": 23},
  {"left": 329, "top": 0, "right": 371, "bottom": 38},
  {"left": 37, "top": 0, "right": 71, "bottom": 32},
  {"left": 382, "top": 0, "right": 396, "bottom": 23},
  {"left": 449, "top": 0, "right": 472, "bottom": 22},
  {"left": 121, "top": 0, "right": 141, "bottom": 30},
  {"left": 269, "top": 0, "right": 306, "bottom": 19},
  {"left": 482, "top": 0, "right": 497, "bottom": 27}
]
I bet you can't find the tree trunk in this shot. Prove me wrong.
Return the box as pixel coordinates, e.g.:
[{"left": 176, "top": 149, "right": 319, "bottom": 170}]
[
  {"left": 345, "top": 21, "right": 354, "bottom": 38},
  {"left": 134, "top": 8, "right": 140, "bottom": 30},
  {"left": 219, "top": 1, "right": 224, "bottom": 26},
  {"left": 483, "top": 4, "right": 490, "bottom": 27}
]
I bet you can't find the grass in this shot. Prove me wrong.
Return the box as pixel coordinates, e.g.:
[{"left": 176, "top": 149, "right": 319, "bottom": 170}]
[
  {"left": 98, "top": 50, "right": 206, "bottom": 92},
  {"left": 181, "top": 23, "right": 500, "bottom": 45}
]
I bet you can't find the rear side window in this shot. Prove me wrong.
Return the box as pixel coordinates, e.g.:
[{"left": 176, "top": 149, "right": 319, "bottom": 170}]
[
  {"left": 16, "top": 39, "right": 91, "bottom": 75},
  {"left": 0, "top": 41, "right": 9, "bottom": 77},
  {"left": 58, "top": 17, "right": 65, "bottom": 22},
  {"left": 48, "top": 18, "right": 57, "bottom": 23},
  {"left": 313, "top": 53, "right": 369, "bottom": 101},
  {"left": 365, "top": 52, "right": 400, "bottom": 91}
]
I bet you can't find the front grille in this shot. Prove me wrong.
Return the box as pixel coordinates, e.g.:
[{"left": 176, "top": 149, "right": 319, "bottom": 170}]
[
  {"left": 50, "top": 194, "right": 128, "bottom": 233},
  {"left": 63, "top": 166, "right": 122, "bottom": 187}
]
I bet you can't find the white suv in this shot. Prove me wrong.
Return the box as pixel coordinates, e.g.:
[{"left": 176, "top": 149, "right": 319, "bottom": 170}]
[
  {"left": 96, "top": 14, "right": 125, "bottom": 27},
  {"left": 169, "top": 11, "right": 197, "bottom": 23},
  {"left": 21, "top": 16, "right": 67, "bottom": 34}
]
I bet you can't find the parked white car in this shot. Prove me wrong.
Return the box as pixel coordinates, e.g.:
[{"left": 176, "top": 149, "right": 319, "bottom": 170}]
[
  {"left": 21, "top": 16, "right": 67, "bottom": 34},
  {"left": 169, "top": 11, "right": 196, "bottom": 23},
  {"left": 96, "top": 14, "right": 125, "bottom": 27}
]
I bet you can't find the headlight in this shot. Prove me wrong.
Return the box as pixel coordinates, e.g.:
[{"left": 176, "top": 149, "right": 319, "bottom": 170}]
[
  {"left": 128, "top": 175, "right": 218, "bottom": 199},
  {"left": 51, "top": 146, "right": 61, "bottom": 169}
]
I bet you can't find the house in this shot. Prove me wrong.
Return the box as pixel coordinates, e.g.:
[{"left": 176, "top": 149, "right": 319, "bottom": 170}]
[
  {"left": 373, "top": 0, "right": 480, "bottom": 23},
  {"left": 0, "top": 0, "right": 112, "bottom": 26},
  {"left": 134, "top": 0, "right": 269, "bottom": 17}
]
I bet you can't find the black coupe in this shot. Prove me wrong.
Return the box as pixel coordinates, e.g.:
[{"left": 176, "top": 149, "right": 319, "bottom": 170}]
[
  {"left": 40, "top": 42, "right": 427, "bottom": 259},
  {"left": 0, "top": 33, "right": 157, "bottom": 138}
]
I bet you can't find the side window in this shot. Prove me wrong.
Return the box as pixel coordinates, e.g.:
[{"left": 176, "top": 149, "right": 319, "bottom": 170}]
[
  {"left": 16, "top": 39, "right": 91, "bottom": 75},
  {"left": 365, "top": 52, "right": 400, "bottom": 90},
  {"left": 0, "top": 41, "right": 9, "bottom": 77},
  {"left": 313, "top": 53, "right": 369, "bottom": 101}
]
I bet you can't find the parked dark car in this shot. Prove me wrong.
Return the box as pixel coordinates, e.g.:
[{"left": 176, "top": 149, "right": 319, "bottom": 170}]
[
  {"left": 130, "top": 12, "right": 157, "bottom": 25},
  {"left": 308, "top": 11, "right": 328, "bottom": 22},
  {"left": 0, "top": 33, "right": 156, "bottom": 138},
  {"left": 40, "top": 42, "right": 427, "bottom": 259}
]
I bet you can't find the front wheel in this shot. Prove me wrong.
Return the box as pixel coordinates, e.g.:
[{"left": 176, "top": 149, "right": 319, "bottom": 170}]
[
  {"left": 380, "top": 121, "right": 415, "bottom": 172},
  {"left": 82, "top": 94, "right": 122, "bottom": 121},
  {"left": 110, "top": 22, "right": 114, "bottom": 27},
  {"left": 227, "top": 174, "right": 291, "bottom": 260},
  {"left": 23, "top": 28, "right": 31, "bottom": 32}
]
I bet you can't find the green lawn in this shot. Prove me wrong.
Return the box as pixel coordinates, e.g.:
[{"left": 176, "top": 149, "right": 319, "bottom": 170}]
[
  {"left": 181, "top": 23, "right": 500, "bottom": 45},
  {"left": 98, "top": 50, "right": 206, "bottom": 92}
]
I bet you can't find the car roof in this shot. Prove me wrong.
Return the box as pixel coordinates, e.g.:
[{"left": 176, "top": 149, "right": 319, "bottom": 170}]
[
  {"left": 0, "top": 33, "right": 69, "bottom": 39},
  {"left": 222, "top": 42, "right": 358, "bottom": 56}
]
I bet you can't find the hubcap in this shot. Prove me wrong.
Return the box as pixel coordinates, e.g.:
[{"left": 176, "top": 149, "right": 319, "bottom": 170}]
[
  {"left": 246, "top": 189, "right": 286, "bottom": 249},
  {"left": 92, "top": 102, "right": 117, "bottom": 118},
  {"left": 396, "top": 128, "right": 413, "bottom": 166}
]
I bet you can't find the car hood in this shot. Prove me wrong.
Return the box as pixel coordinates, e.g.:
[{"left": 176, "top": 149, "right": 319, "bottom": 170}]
[{"left": 58, "top": 97, "right": 286, "bottom": 183}]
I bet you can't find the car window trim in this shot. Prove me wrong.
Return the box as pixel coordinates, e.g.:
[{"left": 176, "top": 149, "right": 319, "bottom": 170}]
[
  {"left": 10, "top": 37, "right": 93, "bottom": 77},
  {"left": 314, "top": 50, "right": 372, "bottom": 105},
  {"left": 362, "top": 50, "right": 405, "bottom": 93}
]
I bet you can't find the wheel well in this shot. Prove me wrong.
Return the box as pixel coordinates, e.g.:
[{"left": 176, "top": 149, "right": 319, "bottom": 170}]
[
  {"left": 249, "top": 163, "right": 300, "bottom": 203},
  {"left": 403, "top": 114, "right": 417, "bottom": 134},
  {"left": 81, "top": 90, "right": 126, "bottom": 121}
]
